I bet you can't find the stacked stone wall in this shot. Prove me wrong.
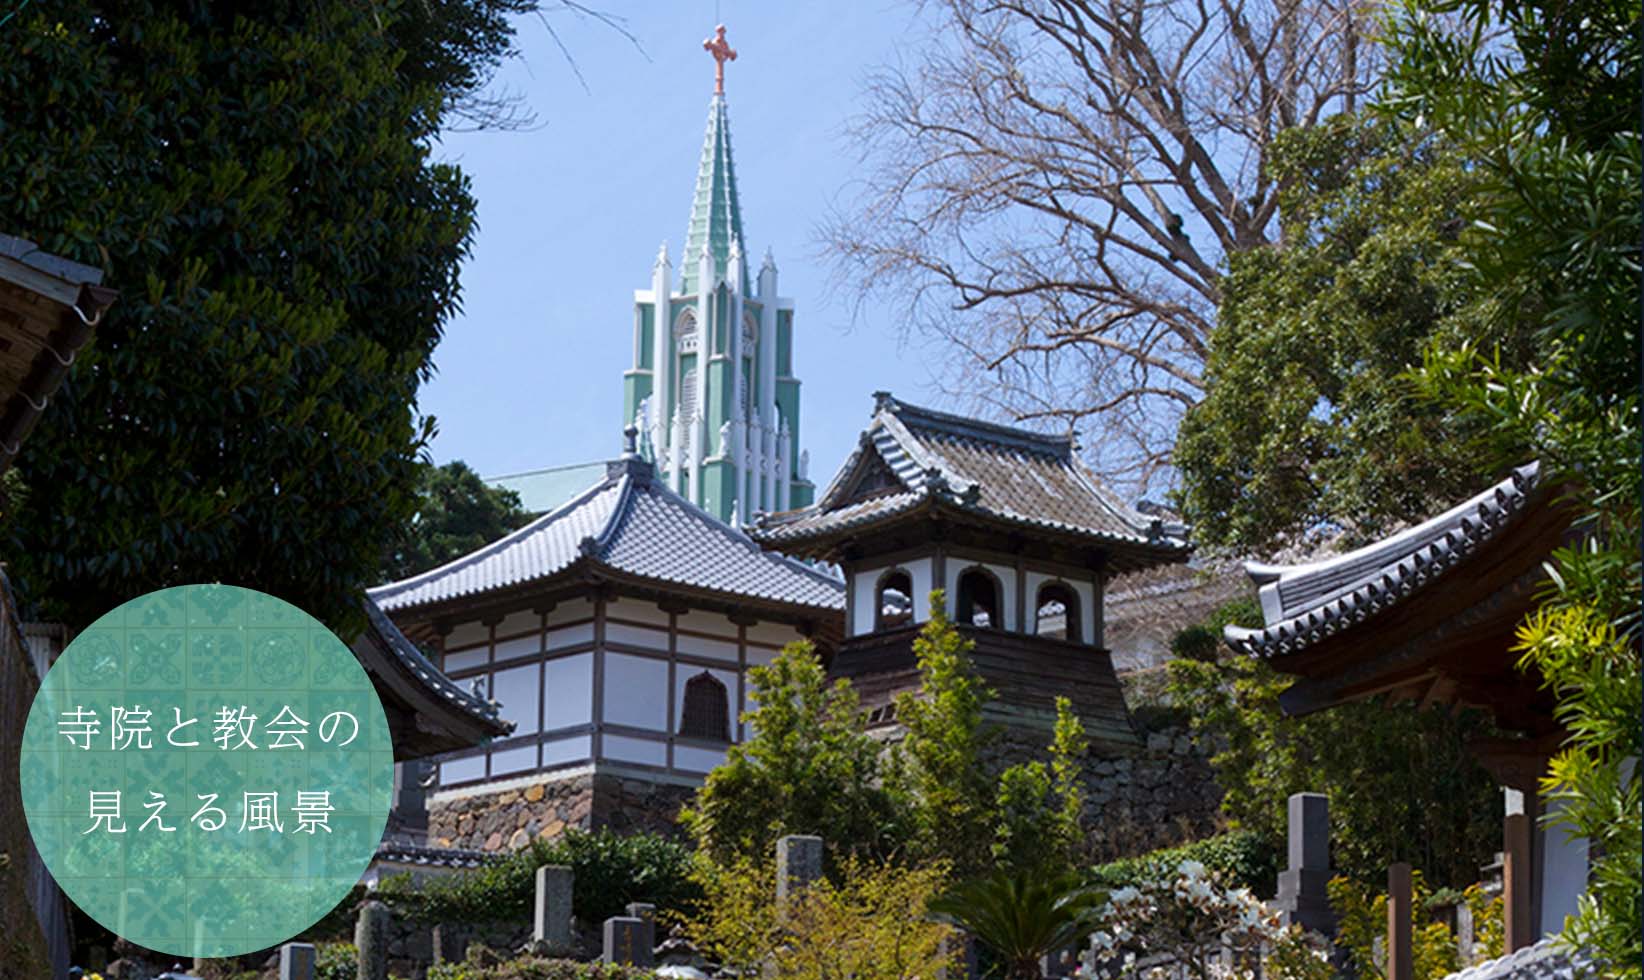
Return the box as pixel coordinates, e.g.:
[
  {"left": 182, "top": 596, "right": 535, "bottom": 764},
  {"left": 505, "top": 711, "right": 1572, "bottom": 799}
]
[{"left": 429, "top": 770, "right": 696, "bottom": 853}]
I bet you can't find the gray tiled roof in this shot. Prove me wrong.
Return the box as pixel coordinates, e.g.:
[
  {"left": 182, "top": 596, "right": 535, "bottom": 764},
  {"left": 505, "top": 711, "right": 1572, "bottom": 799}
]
[
  {"left": 1224, "top": 462, "right": 1543, "bottom": 658},
  {"left": 752, "top": 393, "right": 1189, "bottom": 568},
  {"left": 1440, "top": 938, "right": 1594, "bottom": 980},
  {"left": 361, "top": 598, "right": 508, "bottom": 727},
  {"left": 372, "top": 839, "right": 490, "bottom": 871},
  {"left": 369, "top": 457, "right": 843, "bottom": 614}
]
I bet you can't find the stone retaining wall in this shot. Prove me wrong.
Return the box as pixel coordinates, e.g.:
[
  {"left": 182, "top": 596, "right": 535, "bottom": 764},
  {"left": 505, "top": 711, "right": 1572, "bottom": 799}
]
[{"left": 430, "top": 769, "right": 697, "bottom": 853}]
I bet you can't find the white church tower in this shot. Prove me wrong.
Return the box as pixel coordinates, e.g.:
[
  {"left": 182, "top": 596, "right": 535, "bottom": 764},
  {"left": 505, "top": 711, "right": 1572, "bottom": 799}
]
[{"left": 621, "top": 25, "right": 814, "bottom": 525}]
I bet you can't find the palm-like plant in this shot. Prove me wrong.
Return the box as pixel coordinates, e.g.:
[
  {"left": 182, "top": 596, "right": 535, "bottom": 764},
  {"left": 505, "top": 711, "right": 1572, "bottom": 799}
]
[{"left": 928, "top": 869, "right": 1105, "bottom": 980}]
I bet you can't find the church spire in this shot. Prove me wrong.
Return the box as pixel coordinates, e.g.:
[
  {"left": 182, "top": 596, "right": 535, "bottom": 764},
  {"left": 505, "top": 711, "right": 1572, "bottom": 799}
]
[{"left": 681, "top": 25, "right": 748, "bottom": 295}]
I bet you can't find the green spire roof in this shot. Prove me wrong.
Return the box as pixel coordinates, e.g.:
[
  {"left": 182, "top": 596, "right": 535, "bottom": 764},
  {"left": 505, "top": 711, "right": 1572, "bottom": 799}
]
[{"left": 681, "top": 94, "right": 749, "bottom": 294}]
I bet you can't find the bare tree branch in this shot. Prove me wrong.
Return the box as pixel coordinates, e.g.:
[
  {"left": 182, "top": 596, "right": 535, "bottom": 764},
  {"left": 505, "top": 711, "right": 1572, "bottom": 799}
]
[{"left": 823, "top": 0, "right": 1378, "bottom": 495}]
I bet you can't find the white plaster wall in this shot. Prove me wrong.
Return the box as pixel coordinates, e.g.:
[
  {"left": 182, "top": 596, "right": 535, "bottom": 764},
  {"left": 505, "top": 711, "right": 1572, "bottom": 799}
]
[
  {"left": 545, "top": 604, "right": 590, "bottom": 628},
  {"left": 440, "top": 755, "right": 485, "bottom": 784},
  {"left": 1538, "top": 795, "right": 1590, "bottom": 936},
  {"left": 605, "top": 622, "right": 670, "bottom": 653},
  {"left": 603, "top": 653, "right": 670, "bottom": 729},
  {"left": 542, "top": 654, "right": 593, "bottom": 729},
  {"left": 676, "top": 609, "right": 738, "bottom": 639},
  {"left": 490, "top": 744, "right": 537, "bottom": 776},
  {"left": 745, "top": 621, "right": 803, "bottom": 649},
  {"left": 675, "top": 744, "right": 728, "bottom": 773},
  {"left": 542, "top": 734, "right": 592, "bottom": 768},
  {"left": 608, "top": 597, "right": 671, "bottom": 627},
  {"left": 492, "top": 664, "right": 540, "bottom": 732},
  {"left": 944, "top": 561, "right": 1019, "bottom": 631},
  {"left": 494, "top": 632, "right": 541, "bottom": 664},
  {"left": 850, "top": 565, "right": 884, "bottom": 636},
  {"left": 678, "top": 634, "right": 740, "bottom": 663},
  {"left": 446, "top": 620, "right": 489, "bottom": 650},
  {"left": 604, "top": 735, "right": 668, "bottom": 767},
  {"left": 444, "top": 648, "right": 488, "bottom": 673},
  {"left": 547, "top": 622, "right": 595, "bottom": 650},
  {"left": 1023, "top": 572, "right": 1095, "bottom": 645},
  {"left": 496, "top": 610, "right": 540, "bottom": 637},
  {"left": 851, "top": 558, "right": 935, "bottom": 635}
]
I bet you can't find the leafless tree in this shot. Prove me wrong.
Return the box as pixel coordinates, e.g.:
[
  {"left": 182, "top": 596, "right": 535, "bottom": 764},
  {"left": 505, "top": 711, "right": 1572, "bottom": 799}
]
[{"left": 826, "top": 0, "right": 1377, "bottom": 495}]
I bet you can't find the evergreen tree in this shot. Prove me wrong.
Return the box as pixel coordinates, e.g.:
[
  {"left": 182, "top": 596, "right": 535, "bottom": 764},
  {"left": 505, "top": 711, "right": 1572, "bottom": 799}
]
[{"left": 0, "top": 1, "right": 511, "bottom": 631}]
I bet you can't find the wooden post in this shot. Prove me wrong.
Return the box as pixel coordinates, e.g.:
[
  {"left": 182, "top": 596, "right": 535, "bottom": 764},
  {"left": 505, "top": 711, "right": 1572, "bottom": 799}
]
[
  {"left": 1504, "top": 812, "right": 1534, "bottom": 951},
  {"left": 1386, "top": 863, "right": 1413, "bottom": 980}
]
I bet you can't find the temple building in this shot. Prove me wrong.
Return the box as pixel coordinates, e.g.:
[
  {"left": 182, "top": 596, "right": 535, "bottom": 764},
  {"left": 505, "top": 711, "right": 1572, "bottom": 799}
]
[
  {"left": 750, "top": 392, "right": 1192, "bottom": 751},
  {"left": 368, "top": 443, "right": 844, "bottom": 846},
  {"left": 496, "top": 26, "right": 814, "bottom": 523},
  {"left": 1224, "top": 461, "right": 1595, "bottom": 972}
]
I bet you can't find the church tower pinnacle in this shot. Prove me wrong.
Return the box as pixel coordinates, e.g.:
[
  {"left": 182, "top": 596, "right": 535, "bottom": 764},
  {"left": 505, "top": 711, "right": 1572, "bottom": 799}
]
[{"left": 622, "top": 25, "right": 814, "bottom": 525}]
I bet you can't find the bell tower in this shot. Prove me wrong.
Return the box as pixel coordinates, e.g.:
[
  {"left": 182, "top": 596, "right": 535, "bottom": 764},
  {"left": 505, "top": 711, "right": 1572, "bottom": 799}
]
[{"left": 622, "top": 24, "right": 814, "bottom": 524}]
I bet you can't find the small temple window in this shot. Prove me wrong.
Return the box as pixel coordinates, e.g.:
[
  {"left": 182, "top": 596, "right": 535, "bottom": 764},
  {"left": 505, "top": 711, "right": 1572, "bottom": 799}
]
[
  {"left": 1036, "top": 582, "right": 1082, "bottom": 643},
  {"left": 875, "top": 569, "right": 914, "bottom": 630},
  {"left": 956, "top": 567, "right": 1001, "bottom": 629},
  {"left": 679, "top": 671, "right": 730, "bottom": 742}
]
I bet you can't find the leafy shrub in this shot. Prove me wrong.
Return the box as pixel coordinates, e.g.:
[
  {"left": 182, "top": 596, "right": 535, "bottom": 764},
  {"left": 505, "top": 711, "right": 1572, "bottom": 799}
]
[
  {"left": 426, "top": 956, "right": 658, "bottom": 980},
  {"left": 680, "top": 851, "right": 956, "bottom": 980},
  {"left": 314, "top": 943, "right": 357, "bottom": 980},
  {"left": 1082, "top": 859, "right": 1286, "bottom": 979},
  {"left": 379, "top": 828, "right": 698, "bottom": 926},
  {"left": 1328, "top": 872, "right": 1504, "bottom": 979},
  {"left": 1168, "top": 601, "right": 1501, "bottom": 888},
  {"left": 1086, "top": 830, "right": 1280, "bottom": 898}
]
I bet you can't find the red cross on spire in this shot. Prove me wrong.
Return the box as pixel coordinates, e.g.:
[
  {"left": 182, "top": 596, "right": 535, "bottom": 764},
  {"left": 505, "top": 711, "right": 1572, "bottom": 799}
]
[{"left": 703, "top": 24, "right": 737, "bottom": 95}]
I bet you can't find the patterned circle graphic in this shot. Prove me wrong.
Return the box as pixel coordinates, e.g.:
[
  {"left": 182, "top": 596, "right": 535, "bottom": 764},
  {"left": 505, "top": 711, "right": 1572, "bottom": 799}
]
[{"left": 20, "top": 585, "right": 394, "bottom": 958}]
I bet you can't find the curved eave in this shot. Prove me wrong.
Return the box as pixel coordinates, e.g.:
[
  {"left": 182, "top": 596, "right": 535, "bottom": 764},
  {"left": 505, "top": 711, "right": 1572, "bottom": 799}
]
[
  {"left": 1225, "top": 462, "right": 1549, "bottom": 661},
  {"left": 353, "top": 600, "right": 513, "bottom": 760},
  {"left": 753, "top": 493, "right": 1190, "bottom": 572}
]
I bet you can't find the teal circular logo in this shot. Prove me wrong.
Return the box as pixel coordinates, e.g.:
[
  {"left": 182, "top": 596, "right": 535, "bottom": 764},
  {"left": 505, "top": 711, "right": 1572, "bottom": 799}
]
[{"left": 20, "top": 585, "right": 394, "bottom": 958}]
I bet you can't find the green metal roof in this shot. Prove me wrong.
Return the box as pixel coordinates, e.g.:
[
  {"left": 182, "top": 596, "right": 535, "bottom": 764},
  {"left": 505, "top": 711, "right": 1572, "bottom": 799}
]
[
  {"left": 487, "top": 460, "right": 611, "bottom": 515},
  {"left": 680, "top": 95, "right": 749, "bottom": 294}
]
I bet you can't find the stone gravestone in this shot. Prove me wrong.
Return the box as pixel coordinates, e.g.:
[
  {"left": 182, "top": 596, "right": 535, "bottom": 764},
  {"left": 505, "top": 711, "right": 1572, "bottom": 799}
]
[
  {"left": 1274, "top": 792, "right": 1335, "bottom": 935},
  {"left": 430, "top": 923, "right": 464, "bottom": 966},
  {"left": 278, "top": 942, "right": 316, "bottom": 980},
  {"left": 355, "top": 901, "right": 391, "bottom": 980},
  {"left": 775, "top": 834, "right": 823, "bottom": 905},
  {"left": 626, "top": 903, "right": 657, "bottom": 957},
  {"left": 603, "top": 916, "right": 655, "bottom": 967},
  {"left": 533, "top": 864, "right": 575, "bottom": 951}
]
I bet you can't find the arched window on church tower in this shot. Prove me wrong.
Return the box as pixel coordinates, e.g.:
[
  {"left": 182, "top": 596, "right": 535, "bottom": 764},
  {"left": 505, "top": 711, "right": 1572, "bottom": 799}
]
[
  {"left": 1035, "top": 582, "right": 1082, "bottom": 644},
  {"left": 875, "top": 568, "right": 913, "bottom": 630},
  {"left": 676, "top": 309, "right": 699, "bottom": 352},
  {"left": 679, "top": 671, "right": 730, "bottom": 742},
  {"left": 956, "top": 567, "right": 1001, "bottom": 629}
]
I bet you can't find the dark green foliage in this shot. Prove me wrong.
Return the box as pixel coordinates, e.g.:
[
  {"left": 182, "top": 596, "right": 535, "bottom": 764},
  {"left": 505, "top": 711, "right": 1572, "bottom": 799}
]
[
  {"left": 0, "top": 0, "right": 502, "bottom": 633},
  {"left": 991, "top": 698, "right": 1087, "bottom": 878},
  {"left": 380, "top": 460, "right": 531, "bottom": 582},
  {"left": 1168, "top": 624, "right": 1219, "bottom": 663},
  {"left": 1166, "top": 601, "right": 1500, "bottom": 889},
  {"left": 1086, "top": 831, "right": 1280, "bottom": 900},
  {"left": 928, "top": 870, "right": 1104, "bottom": 980},
  {"left": 1385, "top": 0, "right": 1640, "bottom": 967},
  {"left": 378, "top": 828, "right": 698, "bottom": 926},
  {"left": 1175, "top": 114, "right": 1521, "bottom": 551}
]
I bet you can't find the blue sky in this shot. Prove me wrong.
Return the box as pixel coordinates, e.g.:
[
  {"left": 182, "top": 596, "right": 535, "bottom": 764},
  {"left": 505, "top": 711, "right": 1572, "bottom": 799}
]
[{"left": 418, "top": 2, "right": 947, "bottom": 485}]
